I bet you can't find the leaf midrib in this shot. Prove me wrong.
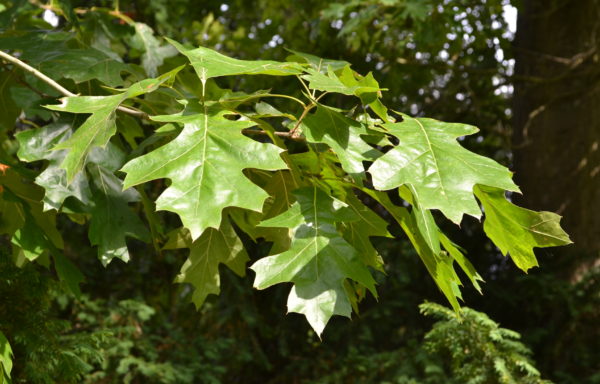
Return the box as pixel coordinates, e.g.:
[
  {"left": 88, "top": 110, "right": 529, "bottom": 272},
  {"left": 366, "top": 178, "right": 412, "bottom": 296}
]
[{"left": 414, "top": 118, "right": 448, "bottom": 198}]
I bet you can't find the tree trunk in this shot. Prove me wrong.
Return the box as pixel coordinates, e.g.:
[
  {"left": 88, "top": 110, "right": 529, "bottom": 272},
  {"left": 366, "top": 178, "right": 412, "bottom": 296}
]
[{"left": 513, "top": 0, "right": 600, "bottom": 265}]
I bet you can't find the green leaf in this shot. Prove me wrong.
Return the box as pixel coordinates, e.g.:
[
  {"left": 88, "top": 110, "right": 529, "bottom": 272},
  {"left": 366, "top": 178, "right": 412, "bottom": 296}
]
[
  {"left": 132, "top": 23, "right": 177, "bottom": 77},
  {"left": 87, "top": 164, "right": 149, "bottom": 266},
  {"left": 288, "top": 150, "right": 348, "bottom": 200},
  {"left": 285, "top": 49, "right": 349, "bottom": 72},
  {"left": 413, "top": 203, "right": 441, "bottom": 256},
  {"left": 116, "top": 114, "right": 145, "bottom": 149},
  {"left": 339, "top": 192, "right": 389, "bottom": 270},
  {"left": 368, "top": 190, "right": 463, "bottom": 310},
  {"left": 17, "top": 124, "right": 148, "bottom": 265},
  {"left": 166, "top": 37, "right": 303, "bottom": 81},
  {"left": 352, "top": 73, "right": 389, "bottom": 121},
  {"left": 16, "top": 121, "right": 93, "bottom": 210},
  {"left": 300, "top": 105, "right": 381, "bottom": 181},
  {"left": 0, "top": 31, "right": 128, "bottom": 86},
  {"left": 46, "top": 75, "right": 175, "bottom": 181},
  {"left": 173, "top": 217, "right": 249, "bottom": 308},
  {"left": 0, "top": 192, "right": 22, "bottom": 238},
  {"left": 0, "top": 331, "right": 13, "bottom": 384},
  {"left": 229, "top": 170, "right": 299, "bottom": 253},
  {"left": 163, "top": 227, "right": 192, "bottom": 250},
  {"left": 251, "top": 186, "right": 377, "bottom": 336},
  {"left": 301, "top": 65, "right": 388, "bottom": 120},
  {"left": 400, "top": 186, "right": 440, "bottom": 255},
  {"left": 254, "top": 101, "right": 292, "bottom": 118},
  {"left": 369, "top": 114, "right": 519, "bottom": 224},
  {"left": 439, "top": 233, "right": 484, "bottom": 294},
  {"left": 11, "top": 218, "right": 53, "bottom": 261},
  {"left": 0, "top": 31, "right": 68, "bottom": 56},
  {"left": 0, "top": 32, "right": 128, "bottom": 85},
  {"left": 0, "top": 168, "right": 64, "bottom": 261},
  {"left": 301, "top": 66, "right": 381, "bottom": 96},
  {"left": 400, "top": 186, "right": 484, "bottom": 293},
  {"left": 38, "top": 48, "right": 131, "bottom": 87},
  {"left": 53, "top": 252, "right": 85, "bottom": 297},
  {"left": 474, "top": 185, "right": 572, "bottom": 272},
  {"left": 121, "top": 103, "right": 287, "bottom": 240},
  {"left": 9, "top": 84, "right": 53, "bottom": 121}
]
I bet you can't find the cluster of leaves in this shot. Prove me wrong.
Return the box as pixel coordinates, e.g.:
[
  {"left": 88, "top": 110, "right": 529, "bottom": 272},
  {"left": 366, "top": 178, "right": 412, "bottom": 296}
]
[{"left": 0, "top": 0, "right": 571, "bottom": 341}]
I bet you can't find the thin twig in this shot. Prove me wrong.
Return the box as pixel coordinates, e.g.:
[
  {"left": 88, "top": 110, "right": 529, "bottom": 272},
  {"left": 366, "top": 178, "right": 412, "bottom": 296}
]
[
  {"left": 242, "top": 129, "right": 306, "bottom": 142},
  {"left": 0, "top": 49, "right": 148, "bottom": 119},
  {"left": 116, "top": 105, "right": 149, "bottom": 119},
  {"left": 0, "top": 50, "right": 76, "bottom": 97},
  {"left": 297, "top": 75, "right": 313, "bottom": 99},
  {"left": 314, "top": 91, "right": 328, "bottom": 103},
  {"left": 15, "top": 77, "right": 48, "bottom": 98},
  {"left": 289, "top": 103, "right": 316, "bottom": 138},
  {"left": 19, "top": 117, "right": 42, "bottom": 129}
]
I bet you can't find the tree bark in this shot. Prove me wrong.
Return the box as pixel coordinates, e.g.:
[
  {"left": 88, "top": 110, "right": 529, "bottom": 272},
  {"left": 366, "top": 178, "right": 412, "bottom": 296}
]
[{"left": 513, "top": 0, "right": 600, "bottom": 263}]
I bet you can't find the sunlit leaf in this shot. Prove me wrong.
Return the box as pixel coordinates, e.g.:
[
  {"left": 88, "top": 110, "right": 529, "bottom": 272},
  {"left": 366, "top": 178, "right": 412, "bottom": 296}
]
[
  {"left": 286, "top": 49, "right": 349, "bottom": 72},
  {"left": 121, "top": 103, "right": 287, "bottom": 240},
  {"left": 369, "top": 114, "right": 519, "bottom": 224},
  {"left": 46, "top": 74, "right": 177, "bottom": 181},
  {"left": 0, "top": 330, "right": 13, "bottom": 384},
  {"left": 166, "top": 37, "right": 303, "bottom": 80},
  {"left": 368, "top": 190, "right": 463, "bottom": 310},
  {"left": 475, "top": 185, "right": 572, "bottom": 272},
  {"left": 302, "top": 66, "right": 380, "bottom": 96},
  {"left": 251, "top": 186, "right": 377, "bottom": 336}
]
